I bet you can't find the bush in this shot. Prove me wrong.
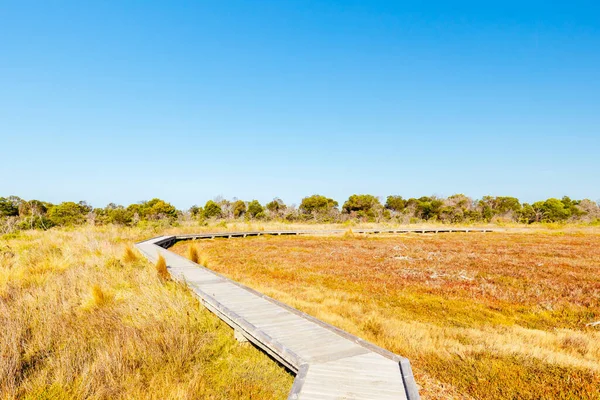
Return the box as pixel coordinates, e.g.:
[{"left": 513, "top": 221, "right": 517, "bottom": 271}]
[
  {"left": 407, "top": 197, "right": 444, "bottom": 221},
  {"left": 203, "top": 200, "right": 222, "bottom": 219},
  {"left": 0, "top": 197, "right": 20, "bottom": 217},
  {"left": 299, "top": 195, "right": 338, "bottom": 216},
  {"left": 266, "top": 198, "right": 286, "bottom": 214},
  {"left": 145, "top": 198, "right": 178, "bottom": 220},
  {"left": 232, "top": 200, "right": 246, "bottom": 218},
  {"left": 47, "top": 202, "right": 90, "bottom": 226},
  {"left": 385, "top": 196, "right": 406, "bottom": 212},
  {"left": 534, "top": 198, "right": 571, "bottom": 222},
  {"left": 342, "top": 194, "right": 381, "bottom": 214},
  {"left": 17, "top": 215, "right": 55, "bottom": 230},
  {"left": 107, "top": 207, "right": 134, "bottom": 225},
  {"left": 189, "top": 205, "right": 202, "bottom": 218},
  {"left": 247, "top": 200, "right": 264, "bottom": 218}
]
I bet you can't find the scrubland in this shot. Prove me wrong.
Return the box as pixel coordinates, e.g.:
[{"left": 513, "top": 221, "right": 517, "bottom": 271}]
[
  {"left": 0, "top": 225, "right": 292, "bottom": 400},
  {"left": 172, "top": 228, "right": 600, "bottom": 399},
  {"left": 3, "top": 222, "right": 599, "bottom": 399}
]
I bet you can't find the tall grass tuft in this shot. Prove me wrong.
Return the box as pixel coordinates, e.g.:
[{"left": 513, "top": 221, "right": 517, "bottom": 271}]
[
  {"left": 199, "top": 254, "right": 210, "bottom": 267},
  {"left": 91, "top": 284, "right": 111, "bottom": 307},
  {"left": 187, "top": 245, "right": 199, "bottom": 263},
  {"left": 123, "top": 246, "right": 138, "bottom": 263},
  {"left": 155, "top": 254, "right": 170, "bottom": 281}
]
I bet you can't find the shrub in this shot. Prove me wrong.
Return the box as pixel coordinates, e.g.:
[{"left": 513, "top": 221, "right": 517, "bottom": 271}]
[
  {"left": 299, "top": 195, "right": 338, "bottom": 216},
  {"left": 232, "top": 200, "right": 246, "bottom": 218},
  {"left": 407, "top": 197, "right": 444, "bottom": 221},
  {"left": 342, "top": 194, "right": 381, "bottom": 214},
  {"left": 0, "top": 197, "right": 20, "bottom": 217},
  {"left": 534, "top": 198, "right": 571, "bottom": 222},
  {"left": 189, "top": 205, "right": 201, "bottom": 218},
  {"left": 145, "top": 198, "right": 178, "bottom": 220},
  {"left": 247, "top": 200, "right": 264, "bottom": 218},
  {"left": 266, "top": 198, "right": 286, "bottom": 214},
  {"left": 106, "top": 206, "right": 134, "bottom": 225},
  {"left": 17, "top": 215, "right": 55, "bottom": 230},
  {"left": 203, "top": 200, "right": 222, "bottom": 219},
  {"left": 155, "top": 255, "right": 170, "bottom": 281},
  {"left": 18, "top": 199, "right": 50, "bottom": 217},
  {"left": 519, "top": 203, "right": 537, "bottom": 223},
  {"left": 47, "top": 202, "right": 90, "bottom": 226},
  {"left": 385, "top": 196, "right": 406, "bottom": 212}
]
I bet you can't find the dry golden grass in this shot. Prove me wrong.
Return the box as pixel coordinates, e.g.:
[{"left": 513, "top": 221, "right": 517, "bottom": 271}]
[
  {"left": 155, "top": 254, "right": 170, "bottom": 281},
  {"left": 0, "top": 225, "right": 292, "bottom": 399},
  {"left": 123, "top": 246, "right": 138, "bottom": 263},
  {"left": 173, "top": 230, "right": 600, "bottom": 399},
  {"left": 187, "top": 245, "right": 199, "bottom": 264}
]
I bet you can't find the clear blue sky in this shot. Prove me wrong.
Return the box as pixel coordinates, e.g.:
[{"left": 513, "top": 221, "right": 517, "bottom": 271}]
[{"left": 1, "top": 1, "right": 599, "bottom": 209}]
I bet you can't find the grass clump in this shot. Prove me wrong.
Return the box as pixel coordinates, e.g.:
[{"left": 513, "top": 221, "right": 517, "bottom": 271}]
[
  {"left": 90, "top": 284, "right": 112, "bottom": 307},
  {"left": 123, "top": 246, "right": 138, "bottom": 263},
  {"left": 155, "top": 254, "right": 170, "bottom": 281},
  {"left": 199, "top": 254, "right": 210, "bottom": 267},
  {"left": 188, "top": 244, "right": 199, "bottom": 263}
]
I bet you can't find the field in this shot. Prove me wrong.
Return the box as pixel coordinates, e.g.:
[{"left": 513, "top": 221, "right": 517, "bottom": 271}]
[
  {"left": 171, "top": 229, "right": 600, "bottom": 399},
  {"left": 0, "top": 226, "right": 292, "bottom": 400},
  {"left": 2, "top": 224, "right": 599, "bottom": 399}
]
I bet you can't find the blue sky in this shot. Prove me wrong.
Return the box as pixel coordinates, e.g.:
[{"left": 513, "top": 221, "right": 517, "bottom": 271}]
[{"left": 1, "top": 1, "right": 599, "bottom": 209}]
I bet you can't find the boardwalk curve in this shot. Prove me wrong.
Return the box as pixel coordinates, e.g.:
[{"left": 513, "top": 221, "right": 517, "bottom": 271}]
[{"left": 136, "top": 229, "right": 491, "bottom": 399}]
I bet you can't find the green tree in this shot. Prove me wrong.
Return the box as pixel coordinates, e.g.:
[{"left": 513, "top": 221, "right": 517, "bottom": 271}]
[
  {"left": 189, "top": 205, "right": 201, "bottom": 218},
  {"left": 385, "top": 196, "right": 406, "bottom": 212},
  {"left": 343, "top": 194, "right": 381, "bottom": 213},
  {"left": 247, "top": 200, "right": 265, "bottom": 219},
  {"left": 0, "top": 197, "right": 20, "bottom": 217},
  {"left": 477, "top": 196, "right": 496, "bottom": 221},
  {"left": 47, "top": 202, "right": 89, "bottom": 226},
  {"left": 266, "top": 198, "right": 286, "bottom": 215},
  {"left": 438, "top": 194, "right": 473, "bottom": 223},
  {"left": 232, "top": 200, "right": 247, "bottom": 218},
  {"left": 144, "top": 198, "right": 178, "bottom": 220},
  {"left": 203, "top": 200, "right": 223, "bottom": 219},
  {"left": 535, "top": 198, "right": 571, "bottom": 222},
  {"left": 519, "top": 203, "right": 537, "bottom": 223},
  {"left": 106, "top": 206, "right": 134, "bottom": 225},
  {"left": 409, "top": 196, "right": 444, "bottom": 221},
  {"left": 342, "top": 194, "right": 382, "bottom": 220},
  {"left": 495, "top": 197, "right": 521, "bottom": 215},
  {"left": 299, "top": 195, "right": 338, "bottom": 215},
  {"left": 561, "top": 196, "right": 584, "bottom": 218}
]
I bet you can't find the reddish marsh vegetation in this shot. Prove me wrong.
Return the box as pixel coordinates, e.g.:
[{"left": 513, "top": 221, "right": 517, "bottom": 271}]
[{"left": 174, "top": 231, "right": 600, "bottom": 399}]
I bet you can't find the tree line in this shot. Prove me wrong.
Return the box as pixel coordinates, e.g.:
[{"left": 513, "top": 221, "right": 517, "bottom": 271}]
[{"left": 1, "top": 194, "right": 599, "bottom": 232}]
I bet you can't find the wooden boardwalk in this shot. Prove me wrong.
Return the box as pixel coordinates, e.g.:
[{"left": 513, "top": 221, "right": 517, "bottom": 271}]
[{"left": 136, "top": 229, "right": 490, "bottom": 399}]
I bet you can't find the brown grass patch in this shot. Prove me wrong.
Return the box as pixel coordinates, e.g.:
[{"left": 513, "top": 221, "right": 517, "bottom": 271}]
[
  {"left": 188, "top": 244, "right": 199, "bottom": 263},
  {"left": 123, "top": 246, "right": 138, "bottom": 263},
  {"left": 91, "top": 284, "right": 112, "bottom": 307},
  {"left": 155, "top": 254, "right": 170, "bottom": 281}
]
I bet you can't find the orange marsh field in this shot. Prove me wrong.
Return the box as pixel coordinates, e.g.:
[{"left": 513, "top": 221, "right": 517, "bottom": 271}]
[{"left": 172, "top": 230, "right": 600, "bottom": 399}]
